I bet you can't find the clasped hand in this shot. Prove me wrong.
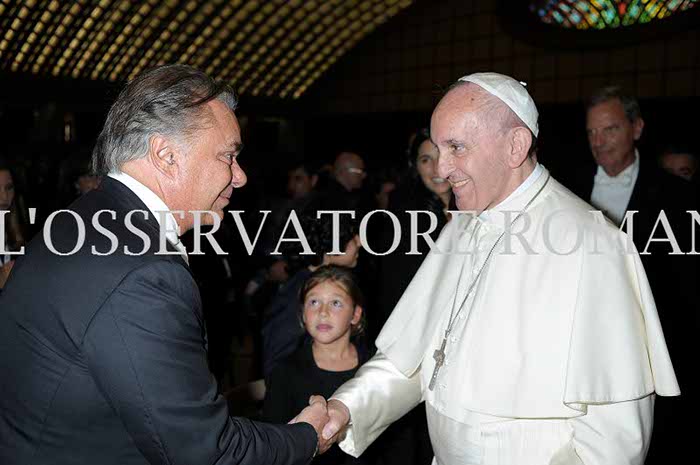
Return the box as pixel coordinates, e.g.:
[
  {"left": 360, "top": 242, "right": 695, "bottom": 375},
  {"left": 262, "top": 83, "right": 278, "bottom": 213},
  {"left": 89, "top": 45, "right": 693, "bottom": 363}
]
[{"left": 288, "top": 396, "right": 351, "bottom": 455}]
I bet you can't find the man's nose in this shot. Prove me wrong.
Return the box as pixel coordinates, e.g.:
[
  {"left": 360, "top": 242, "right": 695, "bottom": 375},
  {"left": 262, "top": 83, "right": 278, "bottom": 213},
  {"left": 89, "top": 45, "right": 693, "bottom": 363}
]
[
  {"left": 436, "top": 152, "right": 452, "bottom": 179},
  {"left": 231, "top": 163, "right": 247, "bottom": 188},
  {"left": 589, "top": 131, "right": 604, "bottom": 148}
]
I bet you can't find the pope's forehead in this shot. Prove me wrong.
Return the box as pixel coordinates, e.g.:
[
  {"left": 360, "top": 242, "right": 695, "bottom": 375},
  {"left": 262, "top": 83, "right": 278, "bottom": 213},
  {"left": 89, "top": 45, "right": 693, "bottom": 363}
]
[
  {"left": 434, "top": 85, "right": 494, "bottom": 121},
  {"left": 432, "top": 87, "right": 489, "bottom": 133}
]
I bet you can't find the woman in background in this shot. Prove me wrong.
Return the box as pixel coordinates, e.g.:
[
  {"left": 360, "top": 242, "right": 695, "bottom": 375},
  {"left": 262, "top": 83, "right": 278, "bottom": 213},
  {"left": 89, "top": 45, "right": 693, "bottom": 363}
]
[
  {"left": 0, "top": 161, "right": 27, "bottom": 290},
  {"left": 376, "top": 128, "right": 453, "bottom": 333},
  {"left": 371, "top": 128, "right": 454, "bottom": 465}
]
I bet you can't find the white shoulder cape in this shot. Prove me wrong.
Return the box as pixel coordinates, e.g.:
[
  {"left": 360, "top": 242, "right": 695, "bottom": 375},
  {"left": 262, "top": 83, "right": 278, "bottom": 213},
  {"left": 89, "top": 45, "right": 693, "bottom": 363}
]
[{"left": 375, "top": 169, "right": 679, "bottom": 419}]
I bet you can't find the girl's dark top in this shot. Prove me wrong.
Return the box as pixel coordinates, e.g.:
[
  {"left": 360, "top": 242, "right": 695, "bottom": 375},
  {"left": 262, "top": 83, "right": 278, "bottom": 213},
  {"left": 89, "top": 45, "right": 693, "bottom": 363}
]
[{"left": 264, "top": 341, "right": 370, "bottom": 465}]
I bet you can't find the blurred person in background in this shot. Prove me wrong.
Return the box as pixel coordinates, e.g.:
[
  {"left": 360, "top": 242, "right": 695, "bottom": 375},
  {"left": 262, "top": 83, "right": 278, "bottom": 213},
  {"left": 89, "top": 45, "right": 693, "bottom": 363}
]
[
  {"left": 368, "top": 129, "right": 454, "bottom": 465},
  {"left": 658, "top": 143, "right": 697, "bottom": 182},
  {"left": 75, "top": 171, "right": 102, "bottom": 195},
  {"left": 578, "top": 87, "right": 697, "bottom": 464},
  {"left": 316, "top": 151, "right": 367, "bottom": 213},
  {"left": 375, "top": 129, "right": 453, "bottom": 338},
  {"left": 0, "top": 160, "right": 27, "bottom": 290}
]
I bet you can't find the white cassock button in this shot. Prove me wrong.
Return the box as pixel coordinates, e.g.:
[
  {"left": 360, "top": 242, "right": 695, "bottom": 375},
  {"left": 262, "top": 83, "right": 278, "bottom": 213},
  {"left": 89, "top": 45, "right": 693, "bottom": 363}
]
[{"left": 451, "top": 336, "right": 458, "bottom": 343}]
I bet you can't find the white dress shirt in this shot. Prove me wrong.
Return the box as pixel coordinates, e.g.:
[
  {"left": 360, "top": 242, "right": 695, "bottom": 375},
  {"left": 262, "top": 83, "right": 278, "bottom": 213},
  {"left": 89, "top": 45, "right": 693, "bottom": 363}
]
[
  {"left": 2, "top": 231, "right": 15, "bottom": 265},
  {"left": 590, "top": 151, "right": 639, "bottom": 225},
  {"left": 108, "top": 171, "right": 188, "bottom": 264}
]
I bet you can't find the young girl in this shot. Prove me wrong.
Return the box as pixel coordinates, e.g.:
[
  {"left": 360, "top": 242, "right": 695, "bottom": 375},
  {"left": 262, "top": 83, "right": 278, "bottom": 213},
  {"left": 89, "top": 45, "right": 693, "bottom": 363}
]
[{"left": 263, "top": 265, "right": 369, "bottom": 465}]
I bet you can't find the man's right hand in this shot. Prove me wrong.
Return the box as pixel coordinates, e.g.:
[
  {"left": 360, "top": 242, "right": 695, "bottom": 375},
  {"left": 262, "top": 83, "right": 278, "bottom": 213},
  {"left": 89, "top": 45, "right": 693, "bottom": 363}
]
[
  {"left": 318, "top": 399, "right": 351, "bottom": 454},
  {"left": 289, "top": 395, "right": 329, "bottom": 440}
]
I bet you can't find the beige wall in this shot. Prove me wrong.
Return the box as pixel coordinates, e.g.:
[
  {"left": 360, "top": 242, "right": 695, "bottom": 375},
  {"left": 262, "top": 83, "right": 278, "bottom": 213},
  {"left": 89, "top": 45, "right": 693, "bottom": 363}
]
[{"left": 307, "top": 0, "right": 699, "bottom": 113}]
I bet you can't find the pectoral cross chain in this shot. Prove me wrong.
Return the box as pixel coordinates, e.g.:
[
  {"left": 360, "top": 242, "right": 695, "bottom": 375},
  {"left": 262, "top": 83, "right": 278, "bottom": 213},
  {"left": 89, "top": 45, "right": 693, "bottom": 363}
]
[{"left": 428, "top": 335, "right": 448, "bottom": 391}]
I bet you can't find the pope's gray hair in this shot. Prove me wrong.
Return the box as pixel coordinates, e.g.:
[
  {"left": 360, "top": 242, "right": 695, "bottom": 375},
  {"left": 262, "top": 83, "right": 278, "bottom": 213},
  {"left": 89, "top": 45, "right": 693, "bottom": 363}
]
[{"left": 92, "top": 64, "right": 237, "bottom": 175}]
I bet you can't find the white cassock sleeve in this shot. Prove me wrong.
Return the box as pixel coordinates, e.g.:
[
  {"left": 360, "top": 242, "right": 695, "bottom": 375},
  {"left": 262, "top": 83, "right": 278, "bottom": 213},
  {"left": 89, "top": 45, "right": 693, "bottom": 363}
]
[
  {"left": 555, "top": 395, "right": 655, "bottom": 465},
  {"left": 329, "top": 351, "right": 423, "bottom": 457}
]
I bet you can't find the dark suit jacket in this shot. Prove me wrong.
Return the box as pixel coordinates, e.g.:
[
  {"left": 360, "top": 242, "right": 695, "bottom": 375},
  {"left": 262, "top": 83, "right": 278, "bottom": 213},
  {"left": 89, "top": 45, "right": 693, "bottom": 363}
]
[
  {"left": 572, "top": 160, "right": 695, "bottom": 248},
  {"left": 0, "top": 177, "right": 316, "bottom": 465}
]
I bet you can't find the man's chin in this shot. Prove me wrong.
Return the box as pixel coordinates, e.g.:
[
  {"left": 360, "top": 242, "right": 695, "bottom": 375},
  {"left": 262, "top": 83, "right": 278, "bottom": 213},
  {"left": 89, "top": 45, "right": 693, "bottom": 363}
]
[
  {"left": 210, "top": 209, "right": 225, "bottom": 221},
  {"left": 455, "top": 198, "right": 483, "bottom": 213},
  {"left": 212, "top": 198, "right": 230, "bottom": 215},
  {"left": 189, "top": 209, "right": 224, "bottom": 227}
]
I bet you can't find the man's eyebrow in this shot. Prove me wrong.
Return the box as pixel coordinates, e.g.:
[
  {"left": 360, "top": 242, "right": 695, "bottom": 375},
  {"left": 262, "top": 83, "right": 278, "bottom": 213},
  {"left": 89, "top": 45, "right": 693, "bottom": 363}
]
[{"left": 226, "top": 142, "right": 244, "bottom": 153}]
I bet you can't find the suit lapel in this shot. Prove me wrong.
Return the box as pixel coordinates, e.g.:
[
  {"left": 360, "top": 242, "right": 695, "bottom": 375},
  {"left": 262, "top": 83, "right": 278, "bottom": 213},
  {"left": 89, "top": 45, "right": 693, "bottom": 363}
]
[{"left": 98, "top": 177, "right": 190, "bottom": 270}]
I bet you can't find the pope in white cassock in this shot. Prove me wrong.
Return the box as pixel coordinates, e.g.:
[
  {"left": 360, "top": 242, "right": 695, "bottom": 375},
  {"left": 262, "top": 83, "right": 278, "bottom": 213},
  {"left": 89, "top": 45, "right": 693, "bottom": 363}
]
[{"left": 316, "top": 72, "right": 680, "bottom": 465}]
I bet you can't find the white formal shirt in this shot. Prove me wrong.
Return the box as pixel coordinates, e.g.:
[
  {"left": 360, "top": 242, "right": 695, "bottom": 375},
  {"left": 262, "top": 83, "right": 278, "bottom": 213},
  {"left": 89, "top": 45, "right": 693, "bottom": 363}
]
[
  {"left": 108, "top": 171, "right": 188, "bottom": 264},
  {"left": 1, "top": 241, "right": 10, "bottom": 265},
  {"left": 2, "top": 230, "right": 15, "bottom": 265},
  {"left": 590, "top": 150, "right": 639, "bottom": 225}
]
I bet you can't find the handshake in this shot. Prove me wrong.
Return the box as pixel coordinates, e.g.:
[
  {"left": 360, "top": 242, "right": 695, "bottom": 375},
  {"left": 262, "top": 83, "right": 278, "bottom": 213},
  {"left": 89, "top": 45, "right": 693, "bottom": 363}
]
[{"left": 289, "top": 396, "right": 351, "bottom": 455}]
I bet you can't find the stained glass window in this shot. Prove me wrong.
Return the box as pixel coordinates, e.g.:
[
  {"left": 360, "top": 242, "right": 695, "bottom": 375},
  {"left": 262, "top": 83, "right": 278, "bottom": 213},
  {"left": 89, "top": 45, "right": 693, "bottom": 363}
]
[{"left": 531, "top": 0, "right": 698, "bottom": 29}]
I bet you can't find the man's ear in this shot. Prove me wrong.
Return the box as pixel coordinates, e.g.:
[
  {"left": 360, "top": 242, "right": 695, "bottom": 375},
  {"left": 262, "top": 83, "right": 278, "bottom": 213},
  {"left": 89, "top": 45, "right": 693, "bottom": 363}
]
[
  {"left": 507, "top": 127, "right": 532, "bottom": 168},
  {"left": 149, "top": 134, "right": 179, "bottom": 177},
  {"left": 633, "top": 117, "right": 644, "bottom": 141}
]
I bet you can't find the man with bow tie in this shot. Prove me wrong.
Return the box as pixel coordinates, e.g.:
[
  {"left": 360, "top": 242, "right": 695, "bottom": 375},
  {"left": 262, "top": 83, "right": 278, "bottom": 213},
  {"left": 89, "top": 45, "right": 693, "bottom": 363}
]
[
  {"left": 583, "top": 85, "right": 692, "bottom": 242},
  {"left": 583, "top": 85, "right": 697, "bottom": 465}
]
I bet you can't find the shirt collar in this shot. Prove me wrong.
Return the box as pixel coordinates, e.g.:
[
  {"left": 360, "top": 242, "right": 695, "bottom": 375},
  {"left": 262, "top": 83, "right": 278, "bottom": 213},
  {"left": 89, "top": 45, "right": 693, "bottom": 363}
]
[
  {"left": 594, "top": 150, "right": 640, "bottom": 187},
  {"left": 478, "top": 162, "right": 545, "bottom": 224},
  {"left": 108, "top": 171, "right": 187, "bottom": 263}
]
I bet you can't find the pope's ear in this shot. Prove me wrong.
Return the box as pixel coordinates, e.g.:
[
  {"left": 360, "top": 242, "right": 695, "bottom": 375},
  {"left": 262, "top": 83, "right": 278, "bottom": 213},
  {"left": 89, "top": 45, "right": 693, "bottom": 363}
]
[
  {"left": 507, "top": 127, "right": 532, "bottom": 168},
  {"left": 149, "top": 134, "right": 179, "bottom": 177}
]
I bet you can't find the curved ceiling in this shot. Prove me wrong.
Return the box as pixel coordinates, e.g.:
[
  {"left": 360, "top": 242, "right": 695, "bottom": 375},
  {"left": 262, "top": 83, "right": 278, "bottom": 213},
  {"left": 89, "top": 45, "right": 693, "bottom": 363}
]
[{"left": 0, "top": 0, "right": 413, "bottom": 99}]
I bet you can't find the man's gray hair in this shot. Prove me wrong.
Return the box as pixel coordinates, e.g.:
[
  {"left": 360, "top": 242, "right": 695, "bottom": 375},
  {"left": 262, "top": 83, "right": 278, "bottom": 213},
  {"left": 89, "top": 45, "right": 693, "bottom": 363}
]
[
  {"left": 92, "top": 64, "right": 237, "bottom": 175},
  {"left": 586, "top": 85, "right": 641, "bottom": 123}
]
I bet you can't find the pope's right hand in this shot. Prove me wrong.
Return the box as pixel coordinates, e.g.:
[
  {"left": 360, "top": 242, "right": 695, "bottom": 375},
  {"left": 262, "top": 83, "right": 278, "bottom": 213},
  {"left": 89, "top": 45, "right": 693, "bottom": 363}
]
[{"left": 318, "top": 399, "right": 350, "bottom": 454}]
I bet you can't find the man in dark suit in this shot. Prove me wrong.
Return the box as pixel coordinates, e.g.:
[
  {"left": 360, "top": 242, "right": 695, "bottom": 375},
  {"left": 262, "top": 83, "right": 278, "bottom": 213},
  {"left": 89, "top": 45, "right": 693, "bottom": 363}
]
[
  {"left": 575, "top": 86, "right": 697, "bottom": 465},
  {"left": 0, "top": 65, "right": 326, "bottom": 465}
]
